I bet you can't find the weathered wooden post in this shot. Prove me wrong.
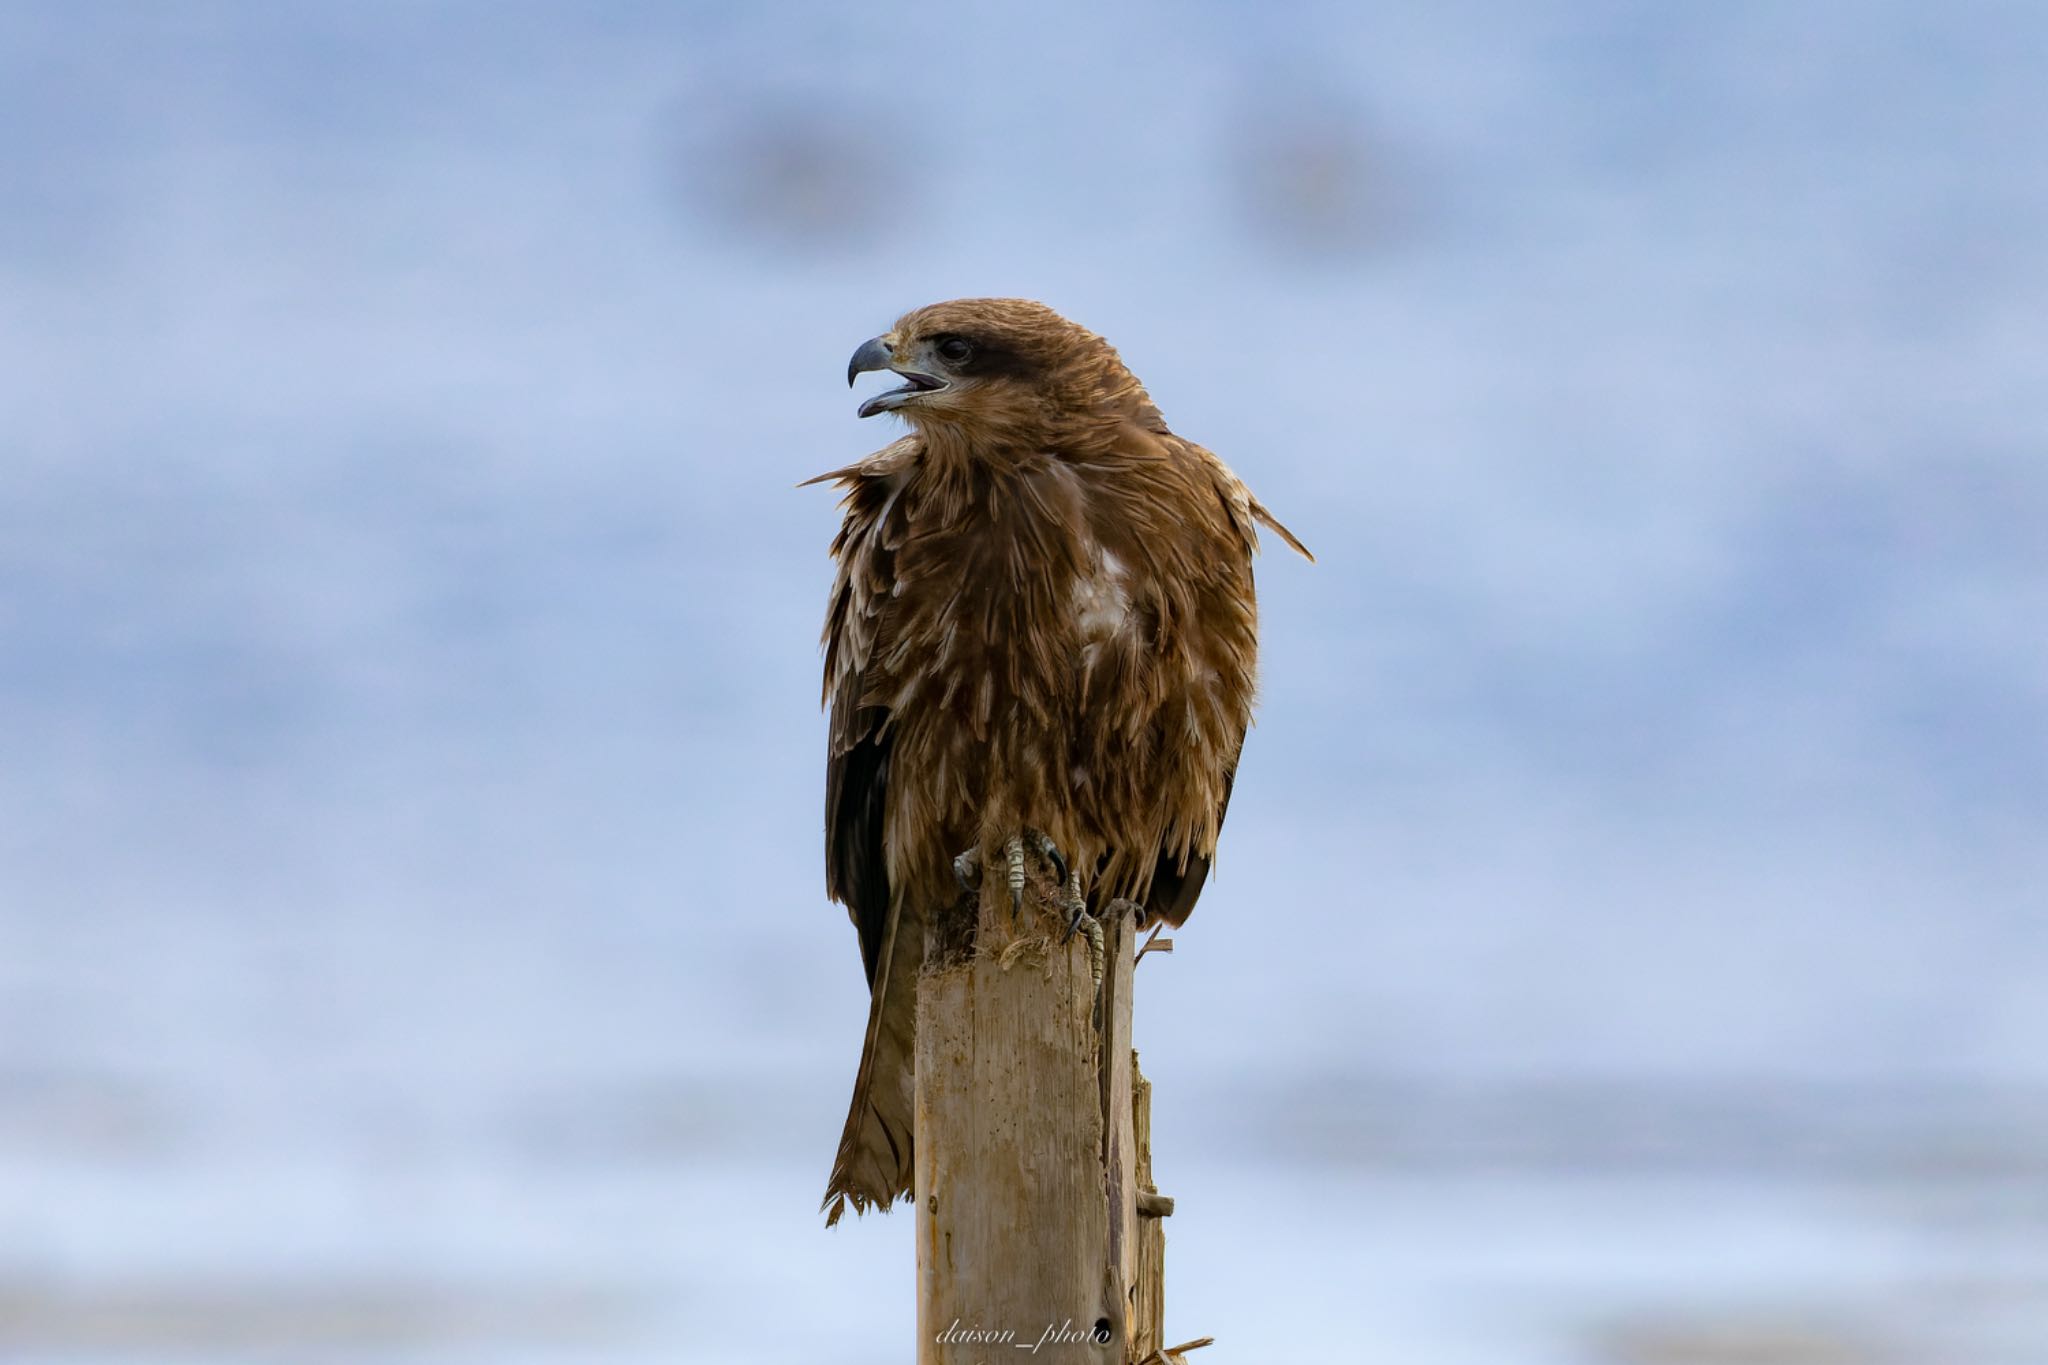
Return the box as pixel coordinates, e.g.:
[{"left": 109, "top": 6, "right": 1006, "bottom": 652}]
[
  {"left": 1130, "top": 1066, "right": 1168, "bottom": 1358},
  {"left": 913, "top": 851, "right": 1144, "bottom": 1361}
]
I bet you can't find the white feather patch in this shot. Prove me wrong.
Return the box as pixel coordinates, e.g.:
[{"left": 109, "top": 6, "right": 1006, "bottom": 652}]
[{"left": 1071, "top": 550, "right": 1132, "bottom": 641}]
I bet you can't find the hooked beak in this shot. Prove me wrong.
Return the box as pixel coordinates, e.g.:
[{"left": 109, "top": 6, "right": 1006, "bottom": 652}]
[{"left": 846, "top": 335, "right": 945, "bottom": 419}]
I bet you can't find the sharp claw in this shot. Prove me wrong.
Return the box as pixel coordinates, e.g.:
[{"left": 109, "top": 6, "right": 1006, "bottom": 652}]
[
  {"left": 952, "top": 849, "right": 982, "bottom": 895},
  {"left": 995, "top": 829, "right": 1087, "bottom": 922},
  {"left": 1031, "top": 830, "right": 1070, "bottom": 889}
]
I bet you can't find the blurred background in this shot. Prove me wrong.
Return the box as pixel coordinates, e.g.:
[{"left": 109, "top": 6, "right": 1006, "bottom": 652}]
[{"left": 2, "top": 1, "right": 2044, "bottom": 1361}]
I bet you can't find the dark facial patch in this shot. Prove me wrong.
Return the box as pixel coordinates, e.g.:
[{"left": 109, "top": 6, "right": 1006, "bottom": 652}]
[{"left": 928, "top": 331, "right": 1039, "bottom": 383}]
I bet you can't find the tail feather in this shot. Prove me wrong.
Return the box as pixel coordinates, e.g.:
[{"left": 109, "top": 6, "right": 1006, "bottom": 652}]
[{"left": 822, "top": 897, "right": 921, "bottom": 1224}]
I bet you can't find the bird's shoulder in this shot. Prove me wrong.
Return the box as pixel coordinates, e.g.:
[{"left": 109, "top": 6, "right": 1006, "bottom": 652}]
[
  {"left": 809, "top": 437, "right": 925, "bottom": 708},
  {"left": 803, "top": 436, "right": 921, "bottom": 530},
  {"left": 1078, "top": 421, "right": 1312, "bottom": 568}
]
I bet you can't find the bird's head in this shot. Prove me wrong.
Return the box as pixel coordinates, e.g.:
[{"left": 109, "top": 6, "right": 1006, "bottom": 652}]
[{"left": 846, "top": 298, "right": 1160, "bottom": 446}]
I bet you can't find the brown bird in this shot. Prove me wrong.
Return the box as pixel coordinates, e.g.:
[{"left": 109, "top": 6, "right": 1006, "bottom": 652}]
[{"left": 808, "top": 298, "right": 1309, "bottom": 1224}]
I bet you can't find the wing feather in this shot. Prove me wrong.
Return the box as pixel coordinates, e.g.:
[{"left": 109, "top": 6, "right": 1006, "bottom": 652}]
[
  {"left": 815, "top": 444, "right": 916, "bottom": 981},
  {"left": 1130, "top": 433, "right": 1304, "bottom": 926},
  {"left": 813, "top": 441, "right": 923, "bottom": 1221}
]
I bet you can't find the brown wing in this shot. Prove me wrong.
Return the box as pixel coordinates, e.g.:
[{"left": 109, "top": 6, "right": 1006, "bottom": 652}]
[
  {"left": 808, "top": 443, "right": 923, "bottom": 1222},
  {"left": 1141, "top": 767, "right": 1233, "bottom": 926},
  {"left": 825, "top": 702, "right": 891, "bottom": 984},
  {"left": 1136, "top": 434, "right": 1310, "bottom": 928},
  {"left": 808, "top": 447, "right": 913, "bottom": 981}
]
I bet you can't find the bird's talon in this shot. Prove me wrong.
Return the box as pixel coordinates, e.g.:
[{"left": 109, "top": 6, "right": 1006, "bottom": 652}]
[
  {"left": 994, "top": 829, "right": 1088, "bottom": 924},
  {"left": 1005, "top": 834, "right": 1027, "bottom": 916},
  {"left": 1031, "top": 830, "right": 1070, "bottom": 889},
  {"left": 952, "top": 848, "right": 982, "bottom": 895}
]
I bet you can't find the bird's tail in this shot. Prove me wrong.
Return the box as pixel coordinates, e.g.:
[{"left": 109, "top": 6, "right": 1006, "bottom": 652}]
[{"left": 822, "top": 897, "right": 920, "bottom": 1225}]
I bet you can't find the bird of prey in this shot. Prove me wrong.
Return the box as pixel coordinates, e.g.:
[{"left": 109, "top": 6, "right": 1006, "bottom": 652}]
[{"left": 808, "top": 298, "right": 1308, "bottom": 1224}]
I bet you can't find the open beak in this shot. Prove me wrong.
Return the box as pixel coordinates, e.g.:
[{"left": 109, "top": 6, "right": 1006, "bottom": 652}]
[{"left": 846, "top": 336, "right": 944, "bottom": 419}]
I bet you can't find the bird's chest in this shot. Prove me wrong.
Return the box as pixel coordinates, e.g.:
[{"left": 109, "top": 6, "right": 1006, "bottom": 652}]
[
  {"left": 882, "top": 535, "right": 1144, "bottom": 722},
  {"left": 880, "top": 544, "right": 1148, "bottom": 844}
]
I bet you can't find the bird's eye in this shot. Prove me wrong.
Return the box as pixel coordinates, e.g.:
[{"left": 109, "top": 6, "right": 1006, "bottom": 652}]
[{"left": 935, "top": 336, "right": 974, "bottom": 365}]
